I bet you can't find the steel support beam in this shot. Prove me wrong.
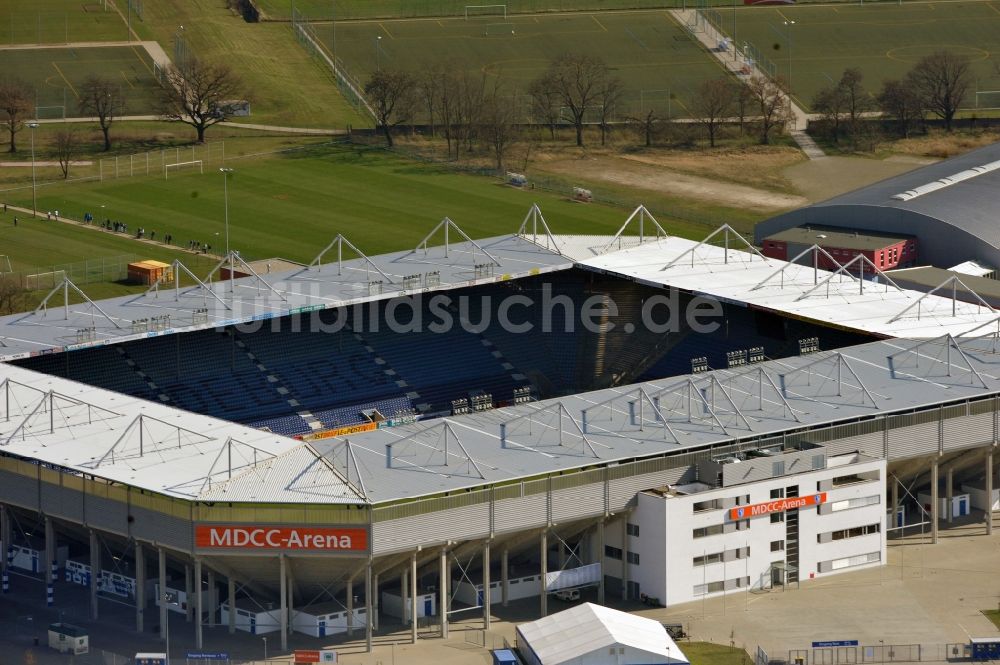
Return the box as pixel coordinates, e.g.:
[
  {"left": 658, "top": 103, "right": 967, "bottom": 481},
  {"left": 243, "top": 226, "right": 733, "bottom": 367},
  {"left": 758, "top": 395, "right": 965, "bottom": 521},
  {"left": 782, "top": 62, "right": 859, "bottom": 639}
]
[
  {"left": 483, "top": 542, "right": 491, "bottom": 630},
  {"left": 184, "top": 564, "right": 193, "bottom": 622},
  {"left": 988, "top": 451, "right": 995, "bottom": 536},
  {"left": 194, "top": 558, "right": 203, "bottom": 649},
  {"left": 947, "top": 468, "right": 954, "bottom": 524},
  {"left": 540, "top": 531, "right": 548, "bottom": 618},
  {"left": 372, "top": 572, "right": 380, "bottom": 632},
  {"left": 45, "top": 517, "right": 54, "bottom": 607},
  {"left": 501, "top": 548, "right": 509, "bottom": 607},
  {"left": 159, "top": 548, "right": 167, "bottom": 640},
  {"left": 932, "top": 460, "right": 939, "bottom": 544},
  {"left": 280, "top": 554, "right": 288, "bottom": 651},
  {"left": 439, "top": 548, "right": 448, "bottom": 639},
  {"left": 206, "top": 570, "right": 215, "bottom": 627},
  {"left": 597, "top": 520, "right": 606, "bottom": 605},
  {"left": 410, "top": 552, "right": 418, "bottom": 644},
  {"left": 89, "top": 529, "right": 99, "bottom": 620},
  {"left": 365, "top": 563, "right": 373, "bottom": 653},
  {"left": 136, "top": 544, "right": 145, "bottom": 632},
  {"left": 347, "top": 577, "right": 354, "bottom": 637}
]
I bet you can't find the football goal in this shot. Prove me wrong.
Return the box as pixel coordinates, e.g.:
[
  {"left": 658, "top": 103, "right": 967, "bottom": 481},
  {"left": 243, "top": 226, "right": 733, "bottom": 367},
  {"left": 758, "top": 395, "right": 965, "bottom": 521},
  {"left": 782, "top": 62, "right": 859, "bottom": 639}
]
[
  {"left": 975, "top": 90, "right": 1000, "bottom": 109},
  {"left": 164, "top": 160, "right": 203, "bottom": 179},
  {"left": 465, "top": 4, "right": 507, "bottom": 20}
]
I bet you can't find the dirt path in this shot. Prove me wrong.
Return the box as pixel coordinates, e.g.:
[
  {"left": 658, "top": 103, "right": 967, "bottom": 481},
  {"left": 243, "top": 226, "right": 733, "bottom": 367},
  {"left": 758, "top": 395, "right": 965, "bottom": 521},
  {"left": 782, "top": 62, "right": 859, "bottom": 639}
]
[{"left": 539, "top": 155, "right": 808, "bottom": 211}]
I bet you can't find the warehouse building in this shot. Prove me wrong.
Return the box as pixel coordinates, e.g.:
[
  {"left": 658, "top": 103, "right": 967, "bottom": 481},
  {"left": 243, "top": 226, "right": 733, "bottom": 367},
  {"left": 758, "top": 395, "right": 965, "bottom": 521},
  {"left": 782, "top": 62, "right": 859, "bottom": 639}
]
[{"left": 755, "top": 142, "right": 1000, "bottom": 270}]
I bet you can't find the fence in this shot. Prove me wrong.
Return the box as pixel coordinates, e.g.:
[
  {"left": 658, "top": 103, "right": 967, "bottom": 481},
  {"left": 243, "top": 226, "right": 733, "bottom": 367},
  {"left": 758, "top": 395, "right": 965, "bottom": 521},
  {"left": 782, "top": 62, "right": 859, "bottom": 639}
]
[
  {"left": 767, "top": 642, "right": 978, "bottom": 665},
  {"left": 259, "top": 0, "right": 935, "bottom": 21},
  {"left": 464, "top": 628, "right": 513, "bottom": 651},
  {"left": 291, "top": 9, "right": 376, "bottom": 121},
  {"left": 1, "top": 253, "right": 217, "bottom": 292}
]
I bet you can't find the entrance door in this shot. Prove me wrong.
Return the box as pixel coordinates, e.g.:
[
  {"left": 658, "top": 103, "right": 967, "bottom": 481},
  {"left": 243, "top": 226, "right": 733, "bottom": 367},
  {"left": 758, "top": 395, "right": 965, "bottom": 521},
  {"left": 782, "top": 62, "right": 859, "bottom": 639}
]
[
  {"left": 959, "top": 498, "right": 969, "bottom": 517},
  {"left": 771, "top": 562, "right": 784, "bottom": 587},
  {"left": 424, "top": 598, "right": 433, "bottom": 616}
]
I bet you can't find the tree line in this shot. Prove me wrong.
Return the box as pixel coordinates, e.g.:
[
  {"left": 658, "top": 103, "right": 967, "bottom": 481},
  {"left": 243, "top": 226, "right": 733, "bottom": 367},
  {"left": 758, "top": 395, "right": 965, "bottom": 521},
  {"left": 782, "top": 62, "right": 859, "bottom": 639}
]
[
  {"left": 363, "top": 52, "right": 795, "bottom": 170},
  {"left": 0, "top": 57, "right": 247, "bottom": 177},
  {"left": 813, "top": 50, "right": 981, "bottom": 146}
]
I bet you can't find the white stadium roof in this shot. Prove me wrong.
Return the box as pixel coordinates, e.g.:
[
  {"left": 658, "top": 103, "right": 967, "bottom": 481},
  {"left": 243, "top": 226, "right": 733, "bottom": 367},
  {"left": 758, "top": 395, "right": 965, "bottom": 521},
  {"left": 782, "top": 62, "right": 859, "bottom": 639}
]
[{"left": 560, "top": 226, "right": 1000, "bottom": 339}]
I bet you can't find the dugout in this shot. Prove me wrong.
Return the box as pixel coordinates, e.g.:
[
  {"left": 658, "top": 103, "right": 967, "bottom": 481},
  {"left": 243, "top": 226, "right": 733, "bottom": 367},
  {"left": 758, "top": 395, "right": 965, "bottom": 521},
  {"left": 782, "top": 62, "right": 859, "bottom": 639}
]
[{"left": 127, "top": 260, "right": 173, "bottom": 286}]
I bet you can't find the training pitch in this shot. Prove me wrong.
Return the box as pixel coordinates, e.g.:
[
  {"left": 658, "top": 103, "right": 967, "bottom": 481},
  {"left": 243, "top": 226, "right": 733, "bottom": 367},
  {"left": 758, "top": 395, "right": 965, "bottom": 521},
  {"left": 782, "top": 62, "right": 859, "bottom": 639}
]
[
  {"left": 313, "top": 10, "right": 728, "bottom": 117},
  {"left": 0, "top": 44, "right": 162, "bottom": 118},
  {"left": 722, "top": 0, "right": 1000, "bottom": 111},
  {"left": 1, "top": 0, "right": 131, "bottom": 44}
]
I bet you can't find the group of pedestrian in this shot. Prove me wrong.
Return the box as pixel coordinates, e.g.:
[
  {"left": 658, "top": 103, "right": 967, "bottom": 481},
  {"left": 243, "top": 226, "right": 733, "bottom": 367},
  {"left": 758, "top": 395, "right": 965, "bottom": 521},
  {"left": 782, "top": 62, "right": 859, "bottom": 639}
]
[{"left": 187, "top": 240, "right": 212, "bottom": 254}]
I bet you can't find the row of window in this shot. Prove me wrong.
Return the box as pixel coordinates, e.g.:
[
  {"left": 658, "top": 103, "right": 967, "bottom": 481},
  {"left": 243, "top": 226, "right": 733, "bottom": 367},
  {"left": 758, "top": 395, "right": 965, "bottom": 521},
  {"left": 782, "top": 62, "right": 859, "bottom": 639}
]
[
  {"left": 604, "top": 546, "right": 640, "bottom": 565},
  {"left": 820, "top": 551, "right": 881, "bottom": 573},
  {"left": 693, "top": 576, "right": 751, "bottom": 595},
  {"left": 692, "top": 546, "right": 750, "bottom": 567},
  {"left": 821, "top": 522, "right": 880, "bottom": 542}
]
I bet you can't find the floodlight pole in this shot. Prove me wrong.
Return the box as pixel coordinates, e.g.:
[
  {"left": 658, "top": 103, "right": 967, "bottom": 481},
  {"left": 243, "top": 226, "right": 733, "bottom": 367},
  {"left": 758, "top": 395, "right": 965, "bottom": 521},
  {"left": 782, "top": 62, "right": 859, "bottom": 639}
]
[
  {"left": 28, "top": 122, "right": 39, "bottom": 219},
  {"left": 782, "top": 20, "right": 795, "bottom": 97},
  {"left": 220, "top": 168, "right": 233, "bottom": 257},
  {"left": 375, "top": 35, "right": 382, "bottom": 72}
]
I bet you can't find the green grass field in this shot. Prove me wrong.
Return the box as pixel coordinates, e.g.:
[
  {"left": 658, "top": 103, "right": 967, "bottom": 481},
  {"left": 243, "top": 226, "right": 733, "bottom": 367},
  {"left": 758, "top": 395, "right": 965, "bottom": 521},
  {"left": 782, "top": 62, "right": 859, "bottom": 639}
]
[
  {"left": 1, "top": 0, "right": 132, "bottom": 44},
  {"left": 684, "top": 642, "right": 752, "bottom": 665},
  {"left": 721, "top": 0, "right": 1000, "bottom": 111},
  {"left": 5, "top": 143, "right": 632, "bottom": 265},
  {"left": 1, "top": 45, "right": 162, "bottom": 118},
  {"left": 316, "top": 9, "right": 728, "bottom": 116}
]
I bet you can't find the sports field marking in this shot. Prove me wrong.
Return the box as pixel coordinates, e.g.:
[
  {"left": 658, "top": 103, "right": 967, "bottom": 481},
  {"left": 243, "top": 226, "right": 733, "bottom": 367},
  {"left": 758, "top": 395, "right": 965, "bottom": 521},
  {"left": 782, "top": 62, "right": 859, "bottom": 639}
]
[
  {"left": 625, "top": 27, "right": 649, "bottom": 50},
  {"left": 120, "top": 70, "right": 135, "bottom": 88},
  {"left": 591, "top": 14, "right": 608, "bottom": 32},
  {"left": 51, "top": 61, "right": 79, "bottom": 99},
  {"left": 989, "top": 3, "right": 1000, "bottom": 15},
  {"left": 379, "top": 22, "right": 393, "bottom": 38},
  {"left": 130, "top": 44, "right": 154, "bottom": 76},
  {"left": 776, "top": 8, "right": 792, "bottom": 22},
  {"left": 885, "top": 44, "right": 990, "bottom": 63}
]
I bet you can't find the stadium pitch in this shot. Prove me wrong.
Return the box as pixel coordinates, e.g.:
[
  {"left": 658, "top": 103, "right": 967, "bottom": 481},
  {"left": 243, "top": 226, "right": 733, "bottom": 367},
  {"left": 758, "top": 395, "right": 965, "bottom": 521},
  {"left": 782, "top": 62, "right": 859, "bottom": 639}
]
[
  {"left": 311, "top": 9, "right": 729, "bottom": 117},
  {"left": 725, "top": 0, "right": 1000, "bottom": 111},
  {"left": 0, "top": 44, "right": 162, "bottom": 117}
]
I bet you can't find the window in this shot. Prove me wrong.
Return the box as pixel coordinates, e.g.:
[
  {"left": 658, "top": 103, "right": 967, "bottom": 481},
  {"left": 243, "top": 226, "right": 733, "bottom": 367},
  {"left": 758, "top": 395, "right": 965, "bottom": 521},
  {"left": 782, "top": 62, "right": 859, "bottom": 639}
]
[
  {"left": 626, "top": 523, "right": 640, "bottom": 537},
  {"left": 770, "top": 488, "right": 785, "bottom": 499},
  {"left": 693, "top": 499, "right": 723, "bottom": 513},
  {"left": 693, "top": 581, "right": 725, "bottom": 595},
  {"left": 770, "top": 512, "right": 785, "bottom": 524},
  {"left": 734, "top": 494, "right": 751, "bottom": 505},
  {"left": 693, "top": 552, "right": 724, "bottom": 567},
  {"left": 770, "top": 540, "right": 784, "bottom": 552},
  {"left": 693, "top": 524, "right": 724, "bottom": 538},
  {"left": 627, "top": 552, "right": 640, "bottom": 565},
  {"left": 604, "top": 545, "right": 622, "bottom": 560},
  {"left": 828, "top": 495, "right": 880, "bottom": 513},
  {"left": 820, "top": 551, "right": 880, "bottom": 572},
  {"left": 821, "top": 523, "right": 881, "bottom": 542},
  {"left": 832, "top": 473, "right": 874, "bottom": 487}
]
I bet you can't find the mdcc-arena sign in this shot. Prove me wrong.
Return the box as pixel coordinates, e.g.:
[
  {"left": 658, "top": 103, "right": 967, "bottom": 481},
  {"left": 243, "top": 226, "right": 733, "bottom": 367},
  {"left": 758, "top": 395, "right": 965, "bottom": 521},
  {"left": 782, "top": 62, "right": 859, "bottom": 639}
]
[
  {"left": 728, "top": 493, "right": 827, "bottom": 521},
  {"left": 195, "top": 525, "right": 368, "bottom": 552}
]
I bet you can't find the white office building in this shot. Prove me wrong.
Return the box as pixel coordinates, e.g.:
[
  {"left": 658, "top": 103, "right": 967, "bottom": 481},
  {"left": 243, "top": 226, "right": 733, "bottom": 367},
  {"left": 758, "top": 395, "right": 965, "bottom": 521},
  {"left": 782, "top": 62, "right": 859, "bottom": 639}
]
[{"left": 602, "top": 443, "right": 886, "bottom": 608}]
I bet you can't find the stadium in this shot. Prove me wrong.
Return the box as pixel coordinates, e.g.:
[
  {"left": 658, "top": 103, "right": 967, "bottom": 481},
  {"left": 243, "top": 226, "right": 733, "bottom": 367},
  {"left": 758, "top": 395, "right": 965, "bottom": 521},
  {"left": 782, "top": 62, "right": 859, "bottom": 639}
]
[{"left": 2, "top": 201, "right": 1000, "bottom": 658}]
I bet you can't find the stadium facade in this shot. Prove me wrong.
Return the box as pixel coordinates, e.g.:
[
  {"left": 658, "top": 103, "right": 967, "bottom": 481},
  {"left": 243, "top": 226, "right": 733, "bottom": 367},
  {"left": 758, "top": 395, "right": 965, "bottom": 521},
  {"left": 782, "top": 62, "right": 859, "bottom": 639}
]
[{"left": 1, "top": 212, "right": 998, "bottom": 654}]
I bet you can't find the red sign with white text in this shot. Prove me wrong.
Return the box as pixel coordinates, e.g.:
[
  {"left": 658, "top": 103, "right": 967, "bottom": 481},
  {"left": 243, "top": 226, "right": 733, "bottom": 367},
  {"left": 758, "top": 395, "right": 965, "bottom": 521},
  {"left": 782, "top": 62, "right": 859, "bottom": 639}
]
[
  {"left": 195, "top": 526, "right": 367, "bottom": 551},
  {"left": 728, "top": 493, "right": 827, "bottom": 521}
]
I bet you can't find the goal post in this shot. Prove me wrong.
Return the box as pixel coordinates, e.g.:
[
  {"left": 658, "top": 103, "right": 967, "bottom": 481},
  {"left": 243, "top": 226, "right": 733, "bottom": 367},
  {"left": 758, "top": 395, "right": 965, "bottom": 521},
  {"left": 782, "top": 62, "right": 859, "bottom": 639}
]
[
  {"left": 25, "top": 270, "right": 66, "bottom": 291},
  {"left": 465, "top": 4, "right": 507, "bottom": 20},
  {"left": 164, "top": 160, "right": 204, "bottom": 179}
]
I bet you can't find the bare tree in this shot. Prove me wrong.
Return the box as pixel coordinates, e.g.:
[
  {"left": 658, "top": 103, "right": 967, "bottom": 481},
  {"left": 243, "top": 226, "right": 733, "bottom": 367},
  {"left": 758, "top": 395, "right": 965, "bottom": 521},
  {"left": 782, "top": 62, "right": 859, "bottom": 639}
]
[
  {"left": 482, "top": 81, "right": 520, "bottom": 172},
  {"left": 838, "top": 67, "right": 871, "bottom": 129},
  {"left": 416, "top": 65, "right": 442, "bottom": 137},
  {"left": 78, "top": 75, "right": 124, "bottom": 151},
  {"left": 0, "top": 276, "right": 29, "bottom": 315},
  {"left": 692, "top": 77, "right": 734, "bottom": 147},
  {"left": 597, "top": 77, "right": 624, "bottom": 146},
  {"left": 878, "top": 79, "right": 925, "bottom": 138},
  {"left": 53, "top": 129, "right": 77, "bottom": 179},
  {"left": 528, "top": 77, "right": 561, "bottom": 140},
  {"left": 455, "top": 70, "right": 487, "bottom": 155},
  {"left": 629, "top": 108, "right": 661, "bottom": 147},
  {"left": 748, "top": 75, "right": 789, "bottom": 145},
  {"left": 812, "top": 84, "right": 847, "bottom": 143},
  {"left": 730, "top": 80, "right": 752, "bottom": 136},
  {"left": 437, "top": 67, "right": 459, "bottom": 157},
  {"left": 0, "top": 77, "right": 32, "bottom": 153},
  {"left": 907, "top": 51, "right": 971, "bottom": 131},
  {"left": 159, "top": 57, "right": 246, "bottom": 143},
  {"left": 535, "top": 53, "right": 617, "bottom": 147},
  {"left": 363, "top": 68, "right": 415, "bottom": 147}
]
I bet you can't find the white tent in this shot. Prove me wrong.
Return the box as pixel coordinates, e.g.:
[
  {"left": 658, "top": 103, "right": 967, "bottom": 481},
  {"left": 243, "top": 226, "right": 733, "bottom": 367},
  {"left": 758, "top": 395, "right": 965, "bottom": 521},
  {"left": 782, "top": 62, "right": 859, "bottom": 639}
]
[{"left": 516, "top": 603, "right": 689, "bottom": 665}]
